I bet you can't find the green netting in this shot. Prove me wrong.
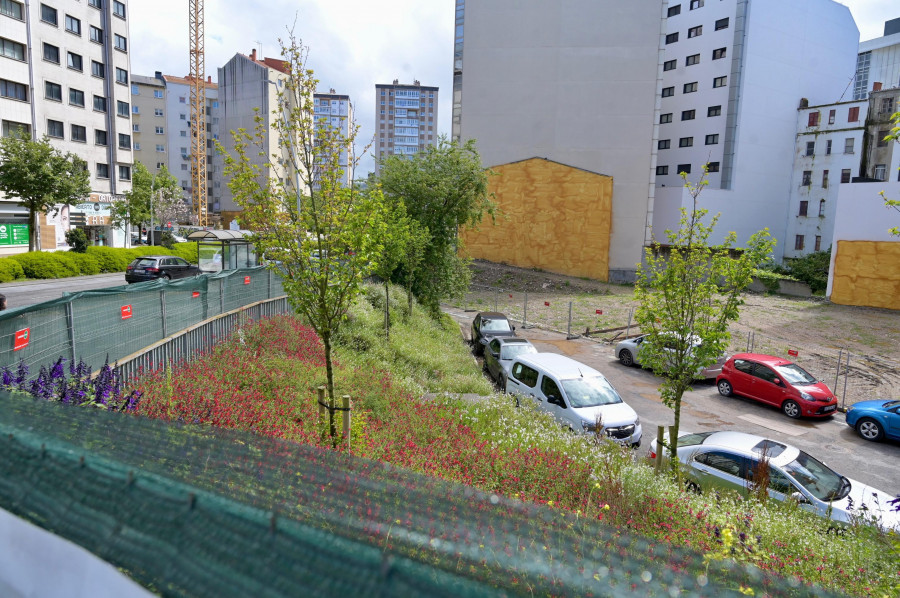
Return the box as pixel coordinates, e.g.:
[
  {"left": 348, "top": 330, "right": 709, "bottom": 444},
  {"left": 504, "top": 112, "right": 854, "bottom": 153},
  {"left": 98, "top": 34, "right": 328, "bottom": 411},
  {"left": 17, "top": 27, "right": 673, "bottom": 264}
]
[
  {"left": 0, "top": 390, "right": 842, "bottom": 598},
  {"left": 0, "top": 268, "right": 285, "bottom": 374}
]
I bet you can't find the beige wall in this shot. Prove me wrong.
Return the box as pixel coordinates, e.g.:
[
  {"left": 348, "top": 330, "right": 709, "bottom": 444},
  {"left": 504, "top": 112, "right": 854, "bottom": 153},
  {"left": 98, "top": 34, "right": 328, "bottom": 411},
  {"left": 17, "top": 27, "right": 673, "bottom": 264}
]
[
  {"left": 460, "top": 158, "right": 612, "bottom": 281},
  {"left": 830, "top": 240, "right": 900, "bottom": 311}
]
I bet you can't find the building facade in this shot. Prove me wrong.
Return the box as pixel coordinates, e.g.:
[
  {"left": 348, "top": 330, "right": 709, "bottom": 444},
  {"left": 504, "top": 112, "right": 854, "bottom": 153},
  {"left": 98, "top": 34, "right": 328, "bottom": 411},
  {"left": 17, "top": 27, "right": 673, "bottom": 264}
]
[
  {"left": 0, "top": 0, "right": 133, "bottom": 252},
  {"left": 314, "top": 89, "right": 352, "bottom": 186},
  {"left": 130, "top": 72, "right": 166, "bottom": 176},
  {"left": 374, "top": 80, "right": 438, "bottom": 173},
  {"left": 853, "top": 18, "right": 900, "bottom": 101}
]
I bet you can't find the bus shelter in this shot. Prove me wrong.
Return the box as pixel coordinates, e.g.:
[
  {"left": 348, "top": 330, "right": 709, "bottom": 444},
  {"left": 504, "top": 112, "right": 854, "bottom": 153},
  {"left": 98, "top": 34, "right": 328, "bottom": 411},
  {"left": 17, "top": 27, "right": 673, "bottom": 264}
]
[{"left": 187, "top": 229, "right": 258, "bottom": 272}]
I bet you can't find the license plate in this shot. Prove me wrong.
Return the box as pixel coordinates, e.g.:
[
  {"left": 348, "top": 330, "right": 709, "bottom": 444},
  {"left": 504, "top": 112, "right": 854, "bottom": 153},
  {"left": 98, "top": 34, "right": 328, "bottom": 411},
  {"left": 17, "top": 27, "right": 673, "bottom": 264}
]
[
  {"left": 135, "top": 269, "right": 145, "bottom": 274},
  {"left": 823, "top": 405, "right": 836, "bottom": 412}
]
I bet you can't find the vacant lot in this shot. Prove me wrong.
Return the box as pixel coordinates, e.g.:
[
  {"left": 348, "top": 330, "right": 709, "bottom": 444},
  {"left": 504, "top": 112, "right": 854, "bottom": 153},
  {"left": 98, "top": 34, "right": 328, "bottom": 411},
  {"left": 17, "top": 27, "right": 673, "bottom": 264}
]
[{"left": 455, "top": 260, "right": 900, "bottom": 407}]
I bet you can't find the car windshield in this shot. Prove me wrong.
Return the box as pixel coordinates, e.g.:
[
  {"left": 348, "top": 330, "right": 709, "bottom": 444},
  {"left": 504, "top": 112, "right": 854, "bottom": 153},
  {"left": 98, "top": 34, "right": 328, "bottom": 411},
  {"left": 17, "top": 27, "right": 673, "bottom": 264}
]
[
  {"left": 481, "top": 318, "right": 511, "bottom": 332},
  {"left": 680, "top": 432, "right": 716, "bottom": 447},
  {"left": 500, "top": 344, "right": 536, "bottom": 360},
  {"left": 561, "top": 376, "right": 623, "bottom": 408},
  {"left": 882, "top": 400, "right": 900, "bottom": 409},
  {"left": 781, "top": 450, "right": 848, "bottom": 502},
  {"left": 774, "top": 363, "right": 817, "bottom": 385}
]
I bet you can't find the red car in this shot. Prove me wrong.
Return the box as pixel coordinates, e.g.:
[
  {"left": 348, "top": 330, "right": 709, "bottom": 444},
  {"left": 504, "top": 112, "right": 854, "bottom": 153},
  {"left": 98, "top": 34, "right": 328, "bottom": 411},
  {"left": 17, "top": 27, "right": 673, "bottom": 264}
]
[{"left": 716, "top": 353, "right": 837, "bottom": 419}]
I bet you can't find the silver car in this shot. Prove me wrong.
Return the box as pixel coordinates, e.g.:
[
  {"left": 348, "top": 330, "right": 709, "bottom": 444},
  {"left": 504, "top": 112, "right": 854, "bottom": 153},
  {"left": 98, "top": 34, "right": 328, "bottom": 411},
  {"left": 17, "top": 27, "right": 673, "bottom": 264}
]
[
  {"left": 647, "top": 430, "right": 899, "bottom": 532},
  {"left": 483, "top": 337, "right": 537, "bottom": 391},
  {"left": 615, "top": 334, "right": 725, "bottom": 379}
]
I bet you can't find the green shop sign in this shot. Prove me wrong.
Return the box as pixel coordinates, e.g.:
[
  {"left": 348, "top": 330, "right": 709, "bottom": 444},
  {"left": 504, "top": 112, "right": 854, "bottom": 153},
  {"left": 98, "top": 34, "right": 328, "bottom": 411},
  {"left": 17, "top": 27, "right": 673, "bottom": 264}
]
[{"left": 0, "top": 223, "right": 29, "bottom": 246}]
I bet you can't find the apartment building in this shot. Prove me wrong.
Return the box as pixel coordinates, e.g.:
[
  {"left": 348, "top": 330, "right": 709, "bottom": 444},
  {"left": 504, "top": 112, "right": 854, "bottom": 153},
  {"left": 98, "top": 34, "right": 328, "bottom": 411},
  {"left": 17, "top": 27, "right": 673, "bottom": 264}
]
[
  {"left": 0, "top": 0, "right": 133, "bottom": 252},
  {"left": 863, "top": 87, "right": 900, "bottom": 185},
  {"left": 374, "top": 79, "right": 438, "bottom": 173},
  {"left": 130, "top": 72, "right": 166, "bottom": 175},
  {"left": 314, "top": 89, "right": 352, "bottom": 186},
  {"left": 852, "top": 17, "right": 900, "bottom": 101},
  {"left": 653, "top": 0, "right": 859, "bottom": 260}
]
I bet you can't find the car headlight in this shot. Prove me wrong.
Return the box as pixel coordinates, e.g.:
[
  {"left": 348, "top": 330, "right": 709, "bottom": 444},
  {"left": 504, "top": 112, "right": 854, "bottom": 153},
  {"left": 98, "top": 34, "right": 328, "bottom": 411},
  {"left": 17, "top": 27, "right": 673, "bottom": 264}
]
[
  {"left": 634, "top": 416, "right": 641, "bottom": 427},
  {"left": 799, "top": 391, "right": 814, "bottom": 401}
]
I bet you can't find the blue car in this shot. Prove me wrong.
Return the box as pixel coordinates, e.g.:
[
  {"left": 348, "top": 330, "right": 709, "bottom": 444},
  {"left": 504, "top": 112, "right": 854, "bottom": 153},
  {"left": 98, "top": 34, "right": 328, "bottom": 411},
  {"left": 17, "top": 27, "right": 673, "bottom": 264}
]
[{"left": 846, "top": 399, "right": 900, "bottom": 442}]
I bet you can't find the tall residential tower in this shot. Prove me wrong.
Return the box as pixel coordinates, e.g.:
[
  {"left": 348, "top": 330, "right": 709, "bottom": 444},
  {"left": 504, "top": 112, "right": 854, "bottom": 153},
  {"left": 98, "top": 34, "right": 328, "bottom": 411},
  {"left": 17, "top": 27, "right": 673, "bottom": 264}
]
[{"left": 374, "top": 80, "right": 438, "bottom": 173}]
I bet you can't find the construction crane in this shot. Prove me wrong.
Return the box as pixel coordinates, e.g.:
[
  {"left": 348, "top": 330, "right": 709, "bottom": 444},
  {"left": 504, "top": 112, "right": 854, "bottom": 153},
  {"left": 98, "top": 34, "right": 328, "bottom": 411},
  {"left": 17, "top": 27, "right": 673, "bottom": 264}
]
[{"left": 189, "top": 0, "right": 208, "bottom": 227}]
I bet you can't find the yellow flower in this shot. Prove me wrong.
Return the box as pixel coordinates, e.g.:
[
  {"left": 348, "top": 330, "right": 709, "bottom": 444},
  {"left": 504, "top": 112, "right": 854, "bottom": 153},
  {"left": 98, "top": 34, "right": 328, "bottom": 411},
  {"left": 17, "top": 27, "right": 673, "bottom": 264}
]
[
  {"left": 603, "top": 504, "right": 610, "bottom": 510},
  {"left": 739, "top": 586, "right": 755, "bottom": 596},
  {"left": 548, "top": 500, "right": 554, "bottom": 506}
]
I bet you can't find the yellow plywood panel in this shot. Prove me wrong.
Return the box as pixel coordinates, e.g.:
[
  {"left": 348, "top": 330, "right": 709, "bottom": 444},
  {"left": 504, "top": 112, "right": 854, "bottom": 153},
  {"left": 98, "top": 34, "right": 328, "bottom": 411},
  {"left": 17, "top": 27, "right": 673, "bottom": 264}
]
[
  {"left": 830, "top": 241, "right": 900, "bottom": 310},
  {"left": 460, "top": 158, "right": 613, "bottom": 281}
]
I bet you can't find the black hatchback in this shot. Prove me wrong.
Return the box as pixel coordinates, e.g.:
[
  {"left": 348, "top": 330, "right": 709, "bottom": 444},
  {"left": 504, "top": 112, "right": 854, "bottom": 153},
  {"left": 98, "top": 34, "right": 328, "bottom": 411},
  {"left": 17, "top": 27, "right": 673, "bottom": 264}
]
[
  {"left": 125, "top": 255, "right": 202, "bottom": 283},
  {"left": 471, "top": 311, "right": 517, "bottom": 356}
]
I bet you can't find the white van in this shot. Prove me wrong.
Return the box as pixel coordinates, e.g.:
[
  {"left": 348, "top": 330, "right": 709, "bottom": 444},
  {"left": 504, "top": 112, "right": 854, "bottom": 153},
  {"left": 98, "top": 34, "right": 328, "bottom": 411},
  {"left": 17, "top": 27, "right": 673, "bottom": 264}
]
[{"left": 506, "top": 353, "right": 642, "bottom": 447}]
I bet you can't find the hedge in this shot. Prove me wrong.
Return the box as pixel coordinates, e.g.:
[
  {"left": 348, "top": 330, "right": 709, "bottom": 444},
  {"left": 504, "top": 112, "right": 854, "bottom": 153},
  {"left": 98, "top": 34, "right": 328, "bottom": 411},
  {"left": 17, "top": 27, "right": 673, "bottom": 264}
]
[{"left": 0, "top": 258, "right": 26, "bottom": 283}]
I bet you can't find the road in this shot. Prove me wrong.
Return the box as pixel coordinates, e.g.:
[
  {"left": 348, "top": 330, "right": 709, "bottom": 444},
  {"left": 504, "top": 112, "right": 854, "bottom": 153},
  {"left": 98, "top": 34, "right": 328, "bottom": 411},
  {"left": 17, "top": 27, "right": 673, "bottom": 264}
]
[
  {"left": 0, "top": 273, "right": 126, "bottom": 309},
  {"left": 446, "top": 307, "right": 900, "bottom": 495}
]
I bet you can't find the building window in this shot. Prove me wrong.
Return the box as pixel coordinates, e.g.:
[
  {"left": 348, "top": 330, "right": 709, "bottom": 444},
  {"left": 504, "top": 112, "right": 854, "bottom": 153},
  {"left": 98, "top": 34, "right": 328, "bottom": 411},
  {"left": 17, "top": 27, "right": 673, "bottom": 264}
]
[
  {"left": 707, "top": 161, "right": 720, "bottom": 172},
  {"left": 818, "top": 199, "right": 826, "bottom": 217},
  {"left": 799, "top": 201, "right": 809, "bottom": 216},
  {"left": 89, "top": 25, "right": 103, "bottom": 44},
  {"left": 663, "top": 59, "right": 676, "bottom": 71},
  {"left": 683, "top": 82, "right": 697, "bottom": 93},
  {"left": 113, "top": 0, "right": 125, "bottom": 18},
  {"left": 708, "top": 105, "right": 721, "bottom": 117},
  {"left": 805, "top": 141, "right": 815, "bottom": 156},
  {"left": 656, "top": 165, "right": 669, "bottom": 175},
  {"left": 814, "top": 236, "right": 821, "bottom": 252},
  {"left": 660, "top": 113, "right": 672, "bottom": 124},
  {"left": 114, "top": 34, "right": 127, "bottom": 52},
  {"left": 47, "top": 119, "right": 63, "bottom": 138},
  {"left": 665, "top": 32, "right": 679, "bottom": 44},
  {"left": 844, "top": 138, "right": 854, "bottom": 153},
  {"left": 69, "top": 88, "right": 84, "bottom": 107},
  {"left": 178, "top": 96, "right": 186, "bottom": 104},
  {"left": 154, "top": 89, "right": 164, "bottom": 99},
  {"left": 93, "top": 95, "right": 106, "bottom": 112},
  {"left": 0, "top": 37, "right": 25, "bottom": 61},
  {"left": 822, "top": 170, "right": 828, "bottom": 188},
  {"left": 118, "top": 165, "right": 131, "bottom": 181},
  {"left": 0, "top": 78, "right": 27, "bottom": 101},
  {"left": 705, "top": 134, "right": 718, "bottom": 145},
  {"left": 91, "top": 60, "right": 104, "bottom": 78},
  {"left": 874, "top": 164, "right": 886, "bottom": 180},
  {"left": 1, "top": 0, "right": 24, "bottom": 20},
  {"left": 677, "top": 164, "right": 692, "bottom": 174},
  {"left": 95, "top": 129, "right": 107, "bottom": 145},
  {"left": 847, "top": 106, "right": 859, "bottom": 122},
  {"left": 712, "top": 47, "right": 726, "bottom": 60},
  {"left": 841, "top": 169, "right": 851, "bottom": 183},
  {"left": 66, "top": 51, "right": 82, "bottom": 71},
  {"left": 715, "top": 18, "right": 729, "bottom": 30},
  {"left": 43, "top": 42, "right": 59, "bottom": 64},
  {"left": 71, "top": 124, "right": 86, "bottom": 142},
  {"left": 686, "top": 53, "right": 700, "bottom": 66},
  {"left": 89, "top": 0, "right": 101, "bottom": 8},
  {"left": 825, "top": 139, "right": 832, "bottom": 155},
  {"left": 132, "top": 124, "right": 139, "bottom": 132},
  {"left": 807, "top": 112, "right": 819, "bottom": 127},
  {"left": 155, "top": 126, "right": 164, "bottom": 134},
  {"left": 667, "top": 4, "right": 681, "bottom": 17},
  {"left": 802, "top": 170, "right": 812, "bottom": 186},
  {"left": 154, "top": 108, "right": 163, "bottom": 117},
  {"left": 679, "top": 137, "right": 693, "bottom": 147},
  {"left": 116, "top": 100, "right": 129, "bottom": 116},
  {"left": 180, "top": 130, "right": 187, "bottom": 137},
  {"left": 828, "top": 109, "right": 835, "bottom": 125},
  {"left": 118, "top": 133, "right": 130, "bottom": 149},
  {"left": 179, "top": 113, "right": 186, "bottom": 120},
  {"left": 45, "top": 81, "right": 62, "bottom": 101},
  {"left": 40, "top": 3, "right": 57, "bottom": 25},
  {"left": 877, "top": 129, "right": 890, "bottom": 147},
  {"left": 658, "top": 139, "right": 671, "bottom": 150},
  {"left": 65, "top": 14, "right": 81, "bottom": 35},
  {"left": 713, "top": 76, "right": 727, "bottom": 88},
  {"left": 690, "top": 0, "right": 703, "bottom": 9},
  {"left": 688, "top": 26, "right": 702, "bottom": 38},
  {"left": 97, "top": 163, "right": 109, "bottom": 179},
  {"left": 1, "top": 119, "right": 30, "bottom": 137},
  {"left": 116, "top": 67, "right": 128, "bottom": 84},
  {"left": 155, "top": 144, "right": 164, "bottom": 152},
  {"left": 181, "top": 164, "right": 188, "bottom": 171},
  {"left": 681, "top": 109, "right": 695, "bottom": 120},
  {"left": 880, "top": 97, "right": 895, "bottom": 114},
  {"left": 662, "top": 86, "right": 675, "bottom": 98},
  {"left": 794, "top": 235, "right": 804, "bottom": 251}
]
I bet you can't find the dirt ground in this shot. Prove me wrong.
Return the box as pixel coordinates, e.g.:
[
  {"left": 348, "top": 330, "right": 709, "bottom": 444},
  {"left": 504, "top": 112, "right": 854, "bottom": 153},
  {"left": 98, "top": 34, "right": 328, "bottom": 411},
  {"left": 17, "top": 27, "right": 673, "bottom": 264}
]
[{"left": 461, "top": 260, "right": 900, "bottom": 407}]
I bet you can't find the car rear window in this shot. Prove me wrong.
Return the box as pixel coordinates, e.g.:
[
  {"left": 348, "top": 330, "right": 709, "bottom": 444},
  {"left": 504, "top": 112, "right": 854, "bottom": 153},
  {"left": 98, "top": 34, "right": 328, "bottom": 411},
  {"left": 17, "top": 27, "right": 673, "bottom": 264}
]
[
  {"left": 751, "top": 439, "right": 787, "bottom": 459},
  {"left": 681, "top": 432, "right": 715, "bottom": 447},
  {"left": 501, "top": 344, "right": 536, "bottom": 360},
  {"left": 134, "top": 258, "right": 158, "bottom": 267},
  {"left": 481, "top": 318, "right": 511, "bottom": 332}
]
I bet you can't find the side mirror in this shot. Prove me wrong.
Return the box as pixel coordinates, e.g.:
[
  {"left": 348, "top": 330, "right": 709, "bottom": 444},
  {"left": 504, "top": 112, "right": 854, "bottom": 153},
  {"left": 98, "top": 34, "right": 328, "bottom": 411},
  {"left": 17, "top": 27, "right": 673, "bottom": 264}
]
[
  {"left": 547, "top": 395, "right": 560, "bottom": 405},
  {"left": 772, "top": 378, "right": 781, "bottom": 386}
]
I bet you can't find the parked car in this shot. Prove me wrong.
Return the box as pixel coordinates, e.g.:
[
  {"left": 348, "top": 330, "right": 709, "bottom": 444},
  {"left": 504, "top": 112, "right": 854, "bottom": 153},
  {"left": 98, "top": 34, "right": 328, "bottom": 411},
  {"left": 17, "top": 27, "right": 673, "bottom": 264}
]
[
  {"left": 646, "top": 430, "right": 899, "bottom": 532},
  {"left": 845, "top": 399, "right": 900, "bottom": 442},
  {"left": 716, "top": 353, "right": 837, "bottom": 419},
  {"left": 125, "top": 256, "right": 202, "bottom": 283},
  {"left": 615, "top": 333, "right": 726, "bottom": 379},
  {"left": 471, "top": 312, "right": 517, "bottom": 356},
  {"left": 505, "top": 353, "right": 642, "bottom": 447},
  {"left": 483, "top": 337, "right": 537, "bottom": 391}
]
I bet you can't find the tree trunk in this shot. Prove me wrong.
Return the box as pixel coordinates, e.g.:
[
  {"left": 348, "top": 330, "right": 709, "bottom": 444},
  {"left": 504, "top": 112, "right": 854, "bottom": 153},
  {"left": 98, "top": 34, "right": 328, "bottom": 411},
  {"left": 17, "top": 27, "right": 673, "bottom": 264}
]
[
  {"left": 28, "top": 209, "right": 37, "bottom": 252},
  {"left": 384, "top": 281, "right": 390, "bottom": 340},
  {"left": 670, "top": 387, "right": 685, "bottom": 478},
  {"left": 323, "top": 332, "right": 335, "bottom": 403},
  {"left": 406, "top": 281, "right": 413, "bottom": 320}
]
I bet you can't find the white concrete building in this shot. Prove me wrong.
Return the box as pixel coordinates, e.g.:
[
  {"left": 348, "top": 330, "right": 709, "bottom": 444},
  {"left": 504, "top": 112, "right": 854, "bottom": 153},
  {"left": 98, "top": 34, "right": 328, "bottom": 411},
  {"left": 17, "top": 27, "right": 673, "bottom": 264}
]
[
  {"left": 0, "top": 0, "right": 133, "bottom": 252},
  {"left": 374, "top": 80, "right": 438, "bottom": 174},
  {"left": 314, "top": 89, "right": 352, "bottom": 186},
  {"left": 653, "top": 0, "right": 859, "bottom": 261},
  {"left": 852, "top": 17, "right": 900, "bottom": 101}
]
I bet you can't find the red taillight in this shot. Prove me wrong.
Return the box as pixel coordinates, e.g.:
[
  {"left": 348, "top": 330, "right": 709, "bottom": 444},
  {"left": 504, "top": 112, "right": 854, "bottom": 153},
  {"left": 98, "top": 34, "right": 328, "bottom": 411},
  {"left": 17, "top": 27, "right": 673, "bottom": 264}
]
[{"left": 145, "top": 267, "right": 159, "bottom": 273}]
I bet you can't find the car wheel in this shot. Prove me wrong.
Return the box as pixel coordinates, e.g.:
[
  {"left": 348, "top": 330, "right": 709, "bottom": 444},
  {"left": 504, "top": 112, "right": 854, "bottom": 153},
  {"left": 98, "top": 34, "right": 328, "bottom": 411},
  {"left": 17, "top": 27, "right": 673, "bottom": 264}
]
[
  {"left": 619, "top": 349, "right": 634, "bottom": 367},
  {"left": 856, "top": 418, "right": 884, "bottom": 442},
  {"left": 162, "top": 272, "right": 172, "bottom": 281},
  {"left": 717, "top": 380, "right": 733, "bottom": 397},
  {"left": 501, "top": 376, "right": 507, "bottom": 394},
  {"left": 781, "top": 399, "right": 801, "bottom": 419}
]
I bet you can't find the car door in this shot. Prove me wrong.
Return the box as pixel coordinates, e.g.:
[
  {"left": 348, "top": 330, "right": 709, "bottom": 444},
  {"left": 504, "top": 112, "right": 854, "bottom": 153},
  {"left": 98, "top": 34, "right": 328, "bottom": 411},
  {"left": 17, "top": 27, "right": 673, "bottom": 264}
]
[
  {"left": 729, "top": 359, "right": 756, "bottom": 397},
  {"left": 485, "top": 339, "right": 502, "bottom": 383},
  {"left": 886, "top": 404, "right": 900, "bottom": 439},
  {"left": 169, "top": 257, "right": 188, "bottom": 278},
  {"left": 750, "top": 364, "right": 786, "bottom": 406},
  {"left": 689, "top": 450, "right": 747, "bottom": 495},
  {"left": 536, "top": 374, "right": 571, "bottom": 429},
  {"left": 507, "top": 362, "right": 539, "bottom": 405}
]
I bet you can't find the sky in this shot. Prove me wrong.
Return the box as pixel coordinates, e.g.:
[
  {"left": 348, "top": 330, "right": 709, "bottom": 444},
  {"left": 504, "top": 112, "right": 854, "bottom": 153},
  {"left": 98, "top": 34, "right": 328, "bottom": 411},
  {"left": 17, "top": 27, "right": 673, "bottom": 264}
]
[{"left": 129, "top": 1, "right": 899, "bottom": 176}]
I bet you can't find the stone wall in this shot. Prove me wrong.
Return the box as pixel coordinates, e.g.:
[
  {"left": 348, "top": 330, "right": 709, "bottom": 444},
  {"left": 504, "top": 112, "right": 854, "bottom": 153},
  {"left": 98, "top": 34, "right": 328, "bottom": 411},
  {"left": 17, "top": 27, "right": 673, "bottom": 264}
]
[{"left": 830, "top": 240, "right": 900, "bottom": 310}]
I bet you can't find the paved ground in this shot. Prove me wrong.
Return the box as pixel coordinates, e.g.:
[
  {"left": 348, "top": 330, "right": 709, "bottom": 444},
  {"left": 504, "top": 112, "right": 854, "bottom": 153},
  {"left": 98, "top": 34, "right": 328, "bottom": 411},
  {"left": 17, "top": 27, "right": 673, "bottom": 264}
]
[
  {"left": 0, "top": 273, "right": 126, "bottom": 309},
  {"left": 446, "top": 306, "right": 900, "bottom": 495}
]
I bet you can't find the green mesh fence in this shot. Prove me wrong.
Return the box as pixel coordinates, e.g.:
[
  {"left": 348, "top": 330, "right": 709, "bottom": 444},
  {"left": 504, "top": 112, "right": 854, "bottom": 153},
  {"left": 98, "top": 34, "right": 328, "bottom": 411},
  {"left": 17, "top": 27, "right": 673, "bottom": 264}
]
[
  {"left": 0, "top": 268, "right": 285, "bottom": 375},
  {"left": 0, "top": 391, "right": 842, "bottom": 598}
]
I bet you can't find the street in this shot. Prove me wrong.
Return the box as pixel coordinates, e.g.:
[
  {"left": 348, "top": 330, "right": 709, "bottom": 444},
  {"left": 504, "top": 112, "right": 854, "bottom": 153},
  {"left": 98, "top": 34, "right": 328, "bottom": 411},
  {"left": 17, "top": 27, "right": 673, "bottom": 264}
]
[{"left": 0, "top": 273, "right": 126, "bottom": 309}]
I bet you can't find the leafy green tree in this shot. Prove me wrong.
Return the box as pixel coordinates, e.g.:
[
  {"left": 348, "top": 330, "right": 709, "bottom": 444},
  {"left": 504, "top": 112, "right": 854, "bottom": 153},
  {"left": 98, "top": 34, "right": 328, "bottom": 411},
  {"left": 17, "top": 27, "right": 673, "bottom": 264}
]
[
  {"left": 0, "top": 134, "right": 90, "bottom": 251},
  {"left": 64, "top": 228, "right": 88, "bottom": 253},
  {"left": 378, "top": 137, "right": 495, "bottom": 315},
  {"left": 634, "top": 165, "right": 775, "bottom": 469},
  {"left": 220, "top": 30, "right": 386, "bottom": 406},
  {"left": 113, "top": 163, "right": 182, "bottom": 244}
]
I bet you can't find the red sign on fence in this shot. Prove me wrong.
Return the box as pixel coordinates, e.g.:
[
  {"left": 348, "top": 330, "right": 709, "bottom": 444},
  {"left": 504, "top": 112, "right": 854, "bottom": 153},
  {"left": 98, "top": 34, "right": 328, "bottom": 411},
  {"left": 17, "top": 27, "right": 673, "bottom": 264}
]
[
  {"left": 509, "top": 294, "right": 513, "bottom": 298},
  {"left": 192, "top": 291, "right": 200, "bottom": 298},
  {"left": 244, "top": 276, "right": 251, "bottom": 285},
  {"left": 13, "top": 328, "right": 30, "bottom": 352},
  {"left": 596, "top": 309, "right": 603, "bottom": 315},
  {"left": 544, "top": 301, "right": 550, "bottom": 306},
  {"left": 787, "top": 349, "right": 798, "bottom": 357},
  {"left": 121, "top": 305, "right": 133, "bottom": 320}
]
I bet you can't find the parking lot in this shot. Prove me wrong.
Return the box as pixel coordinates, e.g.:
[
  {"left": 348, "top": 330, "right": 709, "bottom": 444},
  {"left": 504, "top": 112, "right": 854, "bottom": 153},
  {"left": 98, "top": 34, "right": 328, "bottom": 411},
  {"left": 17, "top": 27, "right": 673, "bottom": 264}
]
[{"left": 447, "top": 307, "right": 899, "bottom": 495}]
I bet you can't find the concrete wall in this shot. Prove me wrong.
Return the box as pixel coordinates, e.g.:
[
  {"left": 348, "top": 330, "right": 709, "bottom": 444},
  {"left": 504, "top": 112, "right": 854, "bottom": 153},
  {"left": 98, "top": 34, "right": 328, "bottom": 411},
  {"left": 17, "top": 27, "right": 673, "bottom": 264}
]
[{"left": 459, "top": 158, "right": 612, "bottom": 281}]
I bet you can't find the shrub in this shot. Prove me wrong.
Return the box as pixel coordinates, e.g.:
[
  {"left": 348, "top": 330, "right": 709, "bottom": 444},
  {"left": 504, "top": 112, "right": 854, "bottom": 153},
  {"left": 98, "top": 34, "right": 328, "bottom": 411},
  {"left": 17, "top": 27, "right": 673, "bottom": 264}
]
[
  {"left": 86, "top": 246, "right": 134, "bottom": 272},
  {"left": 64, "top": 228, "right": 88, "bottom": 253},
  {"left": 160, "top": 231, "right": 175, "bottom": 249},
  {"left": 0, "top": 258, "right": 25, "bottom": 283},
  {"left": 783, "top": 249, "right": 830, "bottom": 294},
  {"left": 9, "top": 252, "right": 80, "bottom": 279},
  {"left": 68, "top": 252, "right": 101, "bottom": 275}
]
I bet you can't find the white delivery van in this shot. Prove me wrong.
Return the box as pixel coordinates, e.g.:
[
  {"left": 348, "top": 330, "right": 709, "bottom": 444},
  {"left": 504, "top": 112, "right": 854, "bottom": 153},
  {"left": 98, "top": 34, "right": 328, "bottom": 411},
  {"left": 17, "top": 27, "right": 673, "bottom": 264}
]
[{"left": 506, "top": 353, "right": 642, "bottom": 447}]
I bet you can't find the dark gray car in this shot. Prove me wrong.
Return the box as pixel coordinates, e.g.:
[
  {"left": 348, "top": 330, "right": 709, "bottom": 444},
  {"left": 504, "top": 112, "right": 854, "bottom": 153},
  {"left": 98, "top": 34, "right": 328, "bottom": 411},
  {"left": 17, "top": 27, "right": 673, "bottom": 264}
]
[
  {"left": 471, "top": 311, "right": 516, "bottom": 356},
  {"left": 484, "top": 337, "right": 537, "bottom": 391},
  {"left": 125, "top": 256, "right": 202, "bottom": 283}
]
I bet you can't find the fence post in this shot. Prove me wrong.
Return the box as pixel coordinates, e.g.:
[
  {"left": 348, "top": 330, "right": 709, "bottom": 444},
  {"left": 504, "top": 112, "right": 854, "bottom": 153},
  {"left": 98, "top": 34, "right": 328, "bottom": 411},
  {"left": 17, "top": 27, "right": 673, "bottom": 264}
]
[
  {"left": 841, "top": 352, "right": 851, "bottom": 410},
  {"left": 523, "top": 291, "right": 528, "bottom": 328},
  {"left": 219, "top": 278, "right": 225, "bottom": 314},
  {"left": 654, "top": 425, "right": 664, "bottom": 474},
  {"left": 65, "top": 302, "right": 77, "bottom": 363},
  {"left": 268, "top": 269, "right": 273, "bottom": 299},
  {"left": 833, "top": 349, "right": 843, "bottom": 391},
  {"left": 160, "top": 291, "right": 167, "bottom": 338},
  {"left": 494, "top": 288, "right": 499, "bottom": 312},
  {"left": 625, "top": 307, "right": 633, "bottom": 339},
  {"left": 329, "top": 394, "right": 337, "bottom": 446},
  {"left": 342, "top": 394, "right": 351, "bottom": 449}
]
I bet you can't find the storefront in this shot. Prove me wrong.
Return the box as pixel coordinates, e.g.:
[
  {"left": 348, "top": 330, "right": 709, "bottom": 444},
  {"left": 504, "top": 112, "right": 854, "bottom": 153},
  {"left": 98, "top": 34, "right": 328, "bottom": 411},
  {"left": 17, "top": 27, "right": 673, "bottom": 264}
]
[
  {"left": 0, "top": 201, "right": 31, "bottom": 256},
  {"left": 69, "top": 193, "right": 127, "bottom": 248}
]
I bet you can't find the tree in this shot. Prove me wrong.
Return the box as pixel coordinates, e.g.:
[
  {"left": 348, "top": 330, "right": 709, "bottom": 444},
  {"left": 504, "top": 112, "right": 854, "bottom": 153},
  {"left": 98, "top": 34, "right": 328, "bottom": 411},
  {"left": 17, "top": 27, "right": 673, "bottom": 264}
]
[
  {"left": 0, "top": 134, "right": 90, "bottom": 252},
  {"left": 378, "top": 137, "right": 495, "bottom": 315},
  {"left": 112, "top": 163, "right": 183, "bottom": 244},
  {"left": 881, "top": 101, "right": 900, "bottom": 235},
  {"left": 634, "top": 165, "right": 775, "bottom": 470},
  {"left": 220, "top": 30, "right": 386, "bottom": 407}
]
